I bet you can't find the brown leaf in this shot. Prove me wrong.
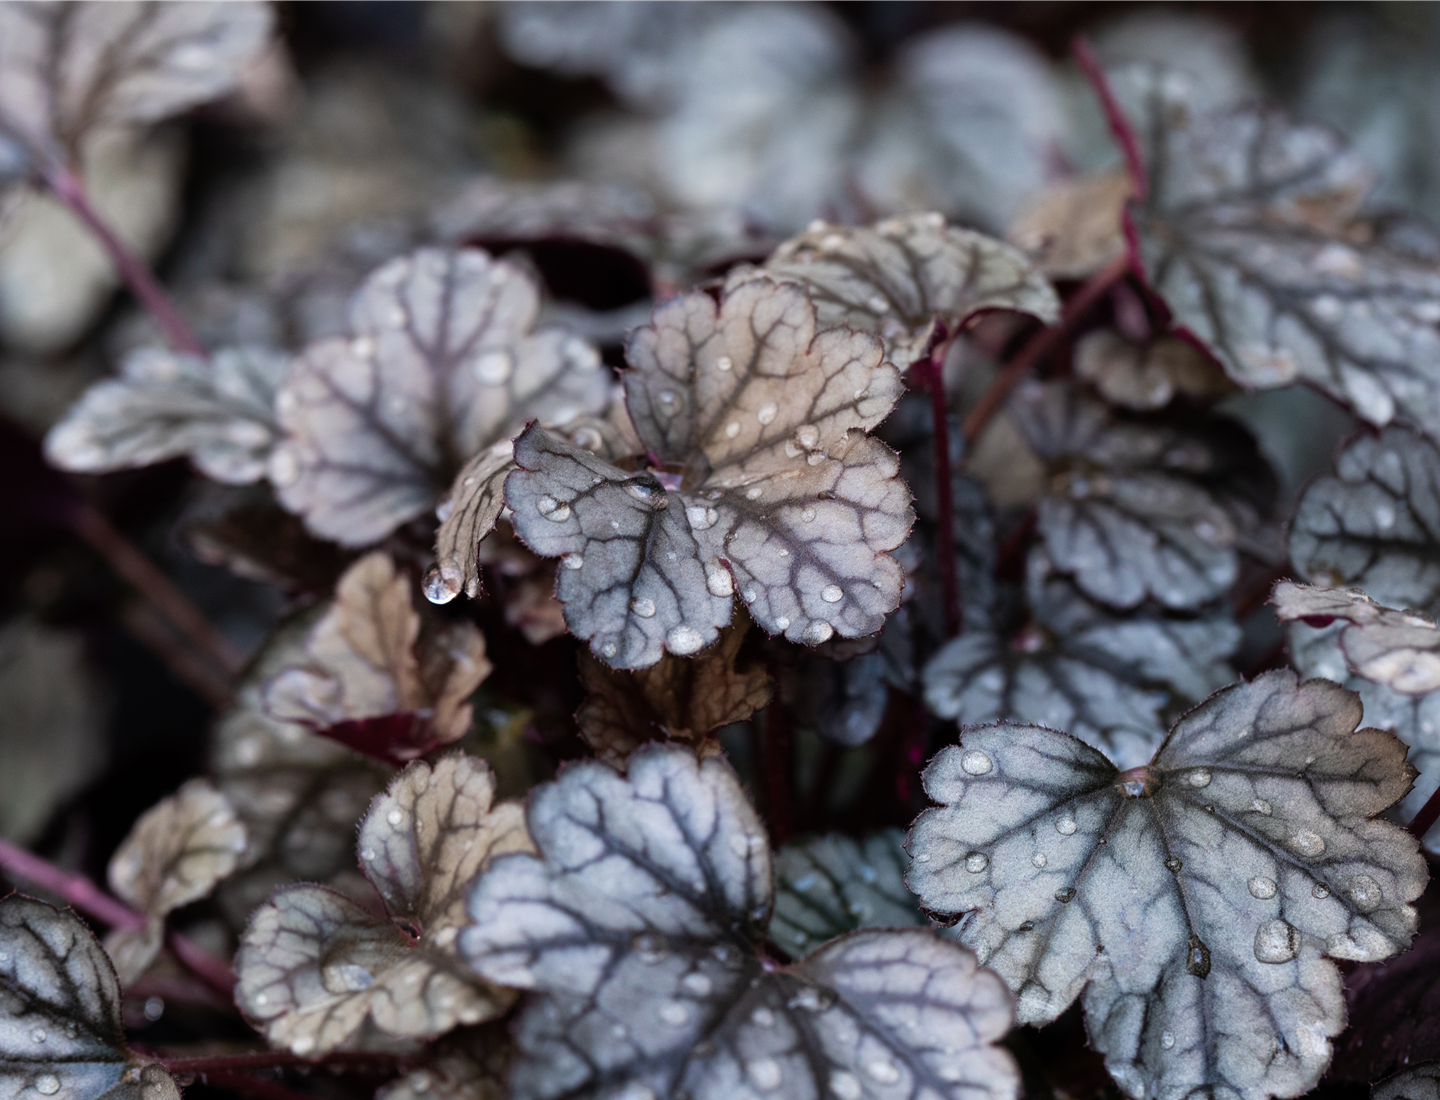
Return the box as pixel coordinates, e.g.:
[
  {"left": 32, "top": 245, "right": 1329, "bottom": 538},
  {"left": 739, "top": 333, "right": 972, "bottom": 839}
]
[
  {"left": 1074, "top": 331, "right": 1235, "bottom": 411},
  {"left": 1009, "top": 170, "right": 1134, "bottom": 280},
  {"left": 576, "top": 620, "right": 772, "bottom": 764}
]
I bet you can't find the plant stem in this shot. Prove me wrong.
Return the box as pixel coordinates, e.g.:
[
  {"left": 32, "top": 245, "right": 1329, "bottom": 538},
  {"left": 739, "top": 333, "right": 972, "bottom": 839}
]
[
  {"left": 0, "top": 837, "right": 235, "bottom": 998},
  {"left": 41, "top": 166, "right": 205, "bottom": 357},
  {"left": 156, "top": 1052, "right": 405, "bottom": 1074},
  {"left": 1408, "top": 784, "right": 1440, "bottom": 844},
  {"left": 960, "top": 251, "right": 1131, "bottom": 446},
  {"left": 187, "top": 1071, "right": 321, "bottom": 1100},
  {"left": 919, "top": 327, "right": 963, "bottom": 637},
  {"left": 1071, "top": 36, "right": 1148, "bottom": 200}
]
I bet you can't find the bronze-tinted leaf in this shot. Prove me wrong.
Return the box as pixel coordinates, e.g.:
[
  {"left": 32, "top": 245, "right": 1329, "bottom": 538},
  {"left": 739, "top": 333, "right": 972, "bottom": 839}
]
[
  {"left": 1074, "top": 331, "right": 1234, "bottom": 411},
  {"left": 1274, "top": 581, "right": 1440, "bottom": 695},
  {"left": 1009, "top": 170, "right": 1133, "bottom": 281}
]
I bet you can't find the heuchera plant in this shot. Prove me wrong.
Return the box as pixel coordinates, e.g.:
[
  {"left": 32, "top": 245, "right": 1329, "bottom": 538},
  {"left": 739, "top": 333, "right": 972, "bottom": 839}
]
[{"left": 8, "top": 7, "right": 1440, "bottom": 1100}]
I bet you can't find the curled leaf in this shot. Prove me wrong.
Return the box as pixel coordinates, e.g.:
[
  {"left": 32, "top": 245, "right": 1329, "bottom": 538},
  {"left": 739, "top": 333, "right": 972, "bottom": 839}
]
[
  {"left": 770, "top": 830, "right": 927, "bottom": 959},
  {"left": 908, "top": 671, "right": 1427, "bottom": 1100},
  {"left": 507, "top": 278, "right": 913, "bottom": 668},
  {"left": 103, "top": 780, "right": 247, "bottom": 984},
  {"left": 44, "top": 347, "right": 290, "bottom": 484},
  {"left": 732, "top": 213, "right": 1059, "bottom": 367},
  {"left": 264, "top": 553, "right": 490, "bottom": 765},
  {"left": 235, "top": 753, "right": 531, "bottom": 1055},
  {"left": 269, "top": 247, "right": 610, "bottom": 547},
  {"left": 576, "top": 619, "right": 772, "bottom": 764},
  {"left": 461, "top": 744, "right": 1020, "bottom": 1100},
  {"left": 1273, "top": 581, "right": 1440, "bottom": 695},
  {"left": 0, "top": 894, "right": 182, "bottom": 1100},
  {"left": 1074, "top": 331, "right": 1234, "bottom": 411}
]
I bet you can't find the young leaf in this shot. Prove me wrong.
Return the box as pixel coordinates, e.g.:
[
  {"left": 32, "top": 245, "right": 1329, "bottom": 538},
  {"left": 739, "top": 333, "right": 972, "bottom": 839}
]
[
  {"left": 575, "top": 619, "right": 772, "bottom": 764},
  {"left": 0, "top": 894, "right": 182, "bottom": 1100},
  {"left": 1074, "top": 331, "right": 1234, "bottom": 411},
  {"left": 1125, "top": 67, "right": 1440, "bottom": 435},
  {"left": 769, "top": 830, "right": 927, "bottom": 959},
  {"left": 1273, "top": 581, "right": 1440, "bottom": 694},
  {"left": 923, "top": 551, "right": 1240, "bottom": 768},
  {"left": 264, "top": 553, "right": 491, "bottom": 765},
  {"left": 506, "top": 278, "right": 914, "bottom": 668},
  {"left": 907, "top": 671, "right": 1427, "bottom": 1100},
  {"left": 269, "top": 247, "right": 610, "bottom": 547},
  {"left": 731, "top": 213, "right": 1059, "bottom": 367},
  {"left": 460, "top": 744, "right": 1020, "bottom": 1100},
  {"left": 1289, "top": 426, "right": 1440, "bottom": 612},
  {"left": 1010, "top": 379, "right": 1271, "bottom": 610},
  {"left": 0, "top": 1, "right": 272, "bottom": 163},
  {"left": 1377, "top": 1065, "right": 1440, "bottom": 1100},
  {"left": 103, "top": 779, "right": 247, "bottom": 985},
  {"left": 235, "top": 753, "right": 531, "bottom": 1055},
  {"left": 45, "top": 347, "right": 290, "bottom": 485}
]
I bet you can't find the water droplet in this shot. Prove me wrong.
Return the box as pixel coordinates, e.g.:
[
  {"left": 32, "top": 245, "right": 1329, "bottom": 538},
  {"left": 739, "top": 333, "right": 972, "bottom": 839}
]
[
  {"left": 684, "top": 972, "right": 712, "bottom": 996},
  {"left": 1032, "top": 852, "right": 1047, "bottom": 868},
  {"left": 1376, "top": 502, "right": 1396, "bottom": 530},
  {"left": 422, "top": 559, "right": 463, "bottom": 604},
  {"left": 30, "top": 1029, "right": 45, "bottom": 1044},
  {"left": 386, "top": 809, "right": 403, "bottom": 826},
  {"left": 1253, "top": 799, "right": 1273, "bottom": 816},
  {"left": 1312, "top": 882, "right": 1331, "bottom": 900},
  {"left": 726, "top": 421, "right": 741, "bottom": 439},
  {"left": 787, "top": 985, "right": 834, "bottom": 1012},
  {"left": 961, "top": 750, "right": 993, "bottom": 776},
  {"left": 748, "top": 1058, "right": 782, "bottom": 1091},
  {"left": 143, "top": 996, "right": 164, "bottom": 1021},
  {"left": 1248, "top": 876, "right": 1278, "bottom": 900},
  {"left": 716, "top": 356, "right": 734, "bottom": 372},
  {"left": 1055, "top": 887, "right": 1076, "bottom": 903},
  {"left": 1187, "top": 768, "right": 1212, "bottom": 788},
  {"left": 473, "top": 350, "right": 513, "bottom": 384},
  {"left": 660, "top": 1001, "right": 689, "bottom": 1025},
  {"left": 802, "top": 621, "right": 834, "bottom": 645},
  {"left": 801, "top": 507, "right": 817, "bottom": 523},
  {"left": 916, "top": 853, "right": 931, "bottom": 863},
  {"left": 632, "top": 932, "right": 668, "bottom": 963},
  {"left": 1056, "top": 816, "right": 1078, "bottom": 836},
  {"left": 866, "top": 1059, "right": 900, "bottom": 1084},
  {"left": 1348, "top": 875, "right": 1383, "bottom": 911},
  {"left": 829, "top": 1072, "right": 862, "bottom": 1100},
  {"left": 667, "top": 626, "right": 705, "bottom": 655},
  {"left": 965, "top": 852, "right": 988, "bottom": 873},
  {"left": 536, "top": 495, "right": 571, "bottom": 522},
  {"left": 1254, "top": 919, "right": 1300, "bottom": 964},
  {"left": 1160, "top": 1030, "right": 1175, "bottom": 1050},
  {"left": 775, "top": 617, "right": 791, "bottom": 631},
  {"left": 625, "top": 478, "right": 666, "bottom": 507},
  {"left": 1186, "top": 935, "right": 1211, "bottom": 978},
  {"left": 630, "top": 597, "right": 657, "bottom": 618},
  {"left": 751, "top": 1006, "right": 775, "bottom": 1027},
  {"left": 743, "top": 588, "right": 757, "bottom": 603},
  {"left": 706, "top": 568, "right": 734, "bottom": 597},
  {"left": 1165, "top": 857, "right": 1183, "bottom": 873},
  {"left": 658, "top": 389, "right": 677, "bottom": 406},
  {"left": 34, "top": 1076, "right": 60, "bottom": 1096},
  {"left": 866, "top": 295, "right": 889, "bottom": 313},
  {"left": 1290, "top": 831, "right": 1326, "bottom": 858},
  {"left": 563, "top": 553, "right": 584, "bottom": 570},
  {"left": 686, "top": 505, "right": 719, "bottom": 531},
  {"left": 820, "top": 584, "right": 844, "bottom": 604},
  {"left": 745, "top": 486, "right": 763, "bottom": 500},
  {"left": 601, "top": 642, "right": 618, "bottom": 659},
  {"left": 292, "top": 1036, "right": 315, "bottom": 1055},
  {"left": 757, "top": 404, "right": 778, "bottom": 425}
]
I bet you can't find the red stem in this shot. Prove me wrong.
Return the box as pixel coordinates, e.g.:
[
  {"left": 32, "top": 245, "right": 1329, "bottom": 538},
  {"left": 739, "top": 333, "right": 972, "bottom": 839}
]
[
  {"left": 154, "top": 1052, "right": 405, "bottom": 1074},
  {"left": 0, "top": 837, "right": 235, "bottom": 998},
  {"left": 1071, "top": 36, "right": 1148, "bottom": 200},
  {"left": 960, "top": 251, "right": 1132, "bottom": 445},
  {"left": 42, "top": 166, "right": 205, "bottom": 356},
  {"left": 1409, "top": 783, "right": 1440, "bottom": 844},
  {"left": 923, "top": 328, "right": 962, "bottom": 638},
  {"left": 186, "top": 1070, "right": 320, "bottom": 1100}
]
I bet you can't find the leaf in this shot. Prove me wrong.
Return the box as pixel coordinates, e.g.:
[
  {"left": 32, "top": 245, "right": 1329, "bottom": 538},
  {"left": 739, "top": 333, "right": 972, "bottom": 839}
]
[
  {"left": 44, "top": 347, "right": 290, "bottom": 485},
  {"left": 907, "top": 670, "right": 1428, "bottom": 1100},
  {"left": 506, "top": 277, "right": 914, "bottom": 668},
  {"left": 460, "top": 744, "right": 1020, "bottom": 1100},
  {"left": 1289, "top": 426, "right": 1440, "bottom": 612},
  {"left": 235, "top": 753, "right": 531, "bottom": 1055},
  {"left": 264, "top": 553, "right": 491, "bottom": 765},
  {"left": 1273, "top": 582, "right": 1440, "bottom": 695},
  {"left": 1010, "top": 379, "right": 1271, "bottom": 610},
  {"left": 1125, "top": 67, "right": 1440, "bottom": 435},
  {"left": 0, "top": 619, "right": 107, "bottom": 844},
  {"left": 732, "top": 213, "right": 1059, "bottom": 367},
  {"left": 923, "top": 550, "right": 1240, "bottom": 768},
  {"left": 0, "top": 1, "right": 272, "bottom": 163},
  {"left": 429, "top": 416, "right": 631, "bottom": 605},
  {"left": 783, "top": 645, "right": 894, "bottom": 748},
  {"left": 769, "top": 830, "right": 928, "bottom": 959},
  {"left": 103, "top": 780, "right": 247, "bottom": 985},
  {"left": 1074, "top": 331, "right": 1234, "bottom": 411},
  {"left": 0, "top": 894, "right": 182, "bottom": 1100},
  {"left": 375, "top": 1027, "right": 509, "bottom": 1100},
  {"left": 269, "top": 246, "right": 610, "bottom": 547},
  {"left": 1378, "top": 1066, "right": 1440, "bottom": 1100},
  {"left": 575, "top": 619, "right": 772, "bottom": 764},
  {"left": 1010, "top": 170, "right": 1134, "bottom": 281}
]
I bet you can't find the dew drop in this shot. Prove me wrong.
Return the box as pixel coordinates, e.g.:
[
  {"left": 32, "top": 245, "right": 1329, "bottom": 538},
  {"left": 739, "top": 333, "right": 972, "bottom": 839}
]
[
  {"left": 745, "top": 486, "right": 763, "bottom": 500},
  {"left": 34, "top": 1076, "right": 60, "bottom": 1096},
  {"left": 743, "top": 588, "right": 757, "bottom": 603},
  {"left": 563, "top": 553, "right": 584, "bottom": 570},
  {"left": 965, "top": 852, "right": 989, "bottom": 873},
  {"left": 1348, "top": 875, "right": 1383, "bottom": 911},
  {"left": 422, "top": 560, "right": 462, "bottom": 605},
  {"left": 801, "top": 507, "right": 817, "bottom": 522},
  {"left": 686, "top": 505, "right": 719, "bottom": 531},
  {"left": 802, "top": 621, "right": 834, "bottom": 645},
  {"left": 1161, "top": 1031, "right": 1175, "bottom": 1050},
  {"left": 726, "top": 422, "right": 741, "bottom": 439},
  {"left": 829, "top": 1072, "right": 862, "bottom": 1100},
  {"left": 748, "top": 1058, "right": 782, "bottom": 1091},
  {"left": 1290, "top": 831, "right": 1326, "bottom": 859},
  {"left": 866, "top": 1059, "right": 900, "bottom": 1084},
  {"left": 706, "top": 569, "right": 734, "bottom": 597},
  {"left": 916, "top": 853, "right": 931, "bottom": 862},
  {"left": 658, "top": 390, "right": 678, "bottom": 407},
  {"left": 1055, "top": 887, "right": 1076, "bottom": 903},
  {"left": 667, "top": 626, "right": 705, "bottom": 655},
  {"left": 1056, "top": 816, "right": 1078, "bottom": 836},
  {"left": 632, "top": 932, "right": 668, "bottom": 963},
  {"left": 1187, "top": 768, "right": 1212, "bottom": 788},
  {"left": 630, "top": 597, "right": 657, "bottom": 618},
  {"left": 1252, "top": 799, "right": 1273, "bottom": 816},
  {"left": 1254, "top": 919, "right": 1300, "bottom": 964},
  {"left": 961, "top": 750, "right": 993, "bottom": 776},
  {"left": 757, "top": 404, "right": 778, "bottom": 426},
  {"left": 751, "top": 1006, "right": 776, "bottom": 1027},
  {"left": 1248, "top": 876, "right": 1278, "bottom": 899},
  {"left": 473, "top": 350, "right": 513, "bottom": 384},
  {"left": 1312, "top": 882, "right": 1331, "bottom": 900},
  {"left": 1186, "top": 935, "right": 1211, "bottom": 978},
  {"left": 1165, "top": 857, "right": 1183, "bottom": 873},
  {"left": 821, "top": 584, "right": 844, "bottom": 604},
  {"left": 601, "top": 642, "right": 618, "bottom": 659},
  {"left": 625, "top": 478, "right": 666, "bottom": 506},
  {"left": 775, "top": 616, "right": 791, "bottom": 630},
  {"left": 684, "top": 972, "right": 712, "bottom": 996},
  {"left": 1032, "top": 852, "right": 1047, "bottom": 868},
  {"left": 536, "top": 496, "right": 571, "bottom": 522},
  {"left": 292, "top": 1036, "right": 315, "bottom": 1056},
  {"left": 30, "top": 1029, "right": 45, "bottom": 1044},
  {"left": 716, "top": 356, "right": 734, "bottom": 372},
  {"left": 660, "top": 1001, "right": 689, "bottom": 1026},
  {"left": 866, "top": 295, "right": 889, "bottom": 313},
  {"left": 386, "top": 809, "right": 403, "bottom": 826}
]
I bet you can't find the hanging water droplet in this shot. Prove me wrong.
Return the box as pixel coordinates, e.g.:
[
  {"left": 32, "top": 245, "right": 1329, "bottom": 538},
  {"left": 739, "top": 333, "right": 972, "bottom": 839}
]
[
  {"left": 1290, "top": 831, "right": 1326, "bottom": 858},
  {"left": 684, "top": 972, "right": 712, "bottom": 996},
  {"left": 965, "top": 852, "right": 988, "bottom": 873},
  {"left": 1187, "top": 768, "right": 1212, "bottom": 788},
  {"left": 961, "top": 750, "right": 993, "bottom": 776},
  {"left": 1186, "top": 935, "right": 1211, "bottom": 978},
  {"left": 757, "top": 404, "right": 778, "bottom": 425},
  {"left": 748, "top": 1058, "right": 782, "bottom": 1091},
  {"left": 1254, "top": 919, "right": 1300, "bottom": 964},
  {"left": 1031, "top": 852, "right": 1047, "bottom": 868},
  {"left": 33, "top": 1076, "right": 60, "bottom": 1096},
  {"left": 1165, "top": 857, "right": 1183, "bottom": 873},
  {"left": 667, "top": 626, "right": 704, "bottom": 654},
  {"left": 630, "top": 597, "right": 657, "bottom": 618},
  {"left": 660, "top": 1001, "right": 689, "bottom": 1026},
  {"left": 1348, "top": 875, "right": 1383, "bottom": 911},
  {"left": 1248, "top": 876, "right": 1278, "bottom": 900},
  {"left": 423, "top": 560, "right": 463, "bottom": 605},
  {"left": 802, "top": 621, "right": 834, "bottom": 644},
  {"left": 1056, "top": 816, "right": 1078, "bottom": 836},
  {"left": 715, "top": 355, "right": 734, "bottom": 372},
  {"left": 1312, "top": 882, "right": 1331, "bottom": 899},
  {"left": 1160, "top": 1031, "right": 1175, "bottom": 1050},
  {"left": 1055, "top": 887, "right": 1076, "bottom": 903},
  {"left": 563, "top": 553, "right": 584, "bottom": 570},
  {"left": 866, "top": 1059, "right": 900, "bottom": 1084},
  {"left": 821, "top": 584, "right": 844, "bottom": 604}
]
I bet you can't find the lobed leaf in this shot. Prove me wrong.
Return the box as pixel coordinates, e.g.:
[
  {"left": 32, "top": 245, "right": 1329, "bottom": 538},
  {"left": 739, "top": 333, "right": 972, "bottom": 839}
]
[
  {"left": 1273, "top": 581, "right": 1440, "bottom": 695},
  {"left": 1074, "top": 331, "right": 1234, "bottom": 412},
  {"left": 375, "top": 1027, "right": 509, "bottom": 1100},
  {"left": 0, "top": 895, "right": 181, "bottom": 1100},
  {"left": 103, "top": 780, "right": 247, "bottom": 984},
  {"left": 731, "top": 213, "right": 1059, "bottom": 367},
  {"left": 235, "top": 754, "right": 531, "bottom": 1055},
  {"left": 769, "top": 830, "right": 927, "bottom": 959},
  {"left": 1126, "top": 67, "right": 1440, "bottom": 436},
  {"left": 907, "top": 671, "right": 1428, "bottom": 1100},
  {"left": 264, "top": 553, "right": 491, "bottom": 764},
  {"left": 44, "top": 347, "right": 290, "bottom": 485},
  {"left": 460, "top": 744, "right": 1020, "bottom": 1100},
  {"left": 269, "top": 247, "right": 610, "bottom": 547},
  {"left": 1378, "top": 1066, "right": 1440, "bottom": 1100},
  {"left": 507, "top": 278, "right": 914, "bottom": 668}
]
